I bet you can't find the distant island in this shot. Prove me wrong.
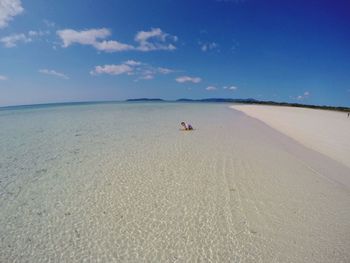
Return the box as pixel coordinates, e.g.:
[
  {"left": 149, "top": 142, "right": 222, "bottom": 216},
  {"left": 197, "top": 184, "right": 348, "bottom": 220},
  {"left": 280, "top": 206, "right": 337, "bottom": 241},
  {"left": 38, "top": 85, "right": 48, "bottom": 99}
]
[
  {"left": 3, "top": 98, "right": 349, "bottom": 112},
  {"left": 126, "top": 98, "right": 350, "bottom": 112},
  {"left": 126, "top": 98, "right": 165, "bottom": 102}
]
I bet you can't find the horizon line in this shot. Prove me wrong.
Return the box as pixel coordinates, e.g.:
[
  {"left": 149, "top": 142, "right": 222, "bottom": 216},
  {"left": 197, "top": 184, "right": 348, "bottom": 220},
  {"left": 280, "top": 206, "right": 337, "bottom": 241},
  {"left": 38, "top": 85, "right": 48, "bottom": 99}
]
[{"left": 1, "top": 98, "right": 349, "bottom": 111}]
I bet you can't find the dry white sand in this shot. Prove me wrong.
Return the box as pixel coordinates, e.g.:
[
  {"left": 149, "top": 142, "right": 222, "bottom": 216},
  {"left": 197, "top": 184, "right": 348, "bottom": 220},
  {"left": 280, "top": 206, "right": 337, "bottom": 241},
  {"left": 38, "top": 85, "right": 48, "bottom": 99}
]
[{"left": 231, "top": 105, "right": 350, "bottom": 169}]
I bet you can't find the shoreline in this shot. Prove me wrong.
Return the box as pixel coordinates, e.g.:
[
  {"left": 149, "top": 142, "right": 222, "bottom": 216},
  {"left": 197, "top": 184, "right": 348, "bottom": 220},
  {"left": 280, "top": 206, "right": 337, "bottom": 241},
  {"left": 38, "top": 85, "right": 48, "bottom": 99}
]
[{"left": 230, "top": 104, "right": 350, "bottom": 170}]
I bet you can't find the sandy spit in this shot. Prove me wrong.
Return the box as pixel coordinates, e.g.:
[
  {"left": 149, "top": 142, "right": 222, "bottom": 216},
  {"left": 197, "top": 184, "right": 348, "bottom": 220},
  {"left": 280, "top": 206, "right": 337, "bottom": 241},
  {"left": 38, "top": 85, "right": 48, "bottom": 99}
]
[{"left": 231, "top": 105, "right": 350, "bottom": 169}]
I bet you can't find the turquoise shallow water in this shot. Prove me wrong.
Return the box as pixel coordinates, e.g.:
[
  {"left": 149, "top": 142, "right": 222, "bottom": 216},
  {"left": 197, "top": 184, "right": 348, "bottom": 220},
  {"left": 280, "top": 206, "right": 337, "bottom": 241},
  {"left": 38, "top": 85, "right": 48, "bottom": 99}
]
[
  {"left": 0, "top": 102, "right": 241, "bottom": 261},
  {"left": 1, "top": 102, "right": 349, "bottom": 262}
]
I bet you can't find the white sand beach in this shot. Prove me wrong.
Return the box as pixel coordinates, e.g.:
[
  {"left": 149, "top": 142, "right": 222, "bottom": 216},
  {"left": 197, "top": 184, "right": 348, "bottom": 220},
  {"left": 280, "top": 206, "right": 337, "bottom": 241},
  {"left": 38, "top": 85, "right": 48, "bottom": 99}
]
[
  {"left": 231, "top": 105, "right": 350, "bottom": 169},
  {"left": 1, "top": 103, "right": 350, "bottom": 262}
]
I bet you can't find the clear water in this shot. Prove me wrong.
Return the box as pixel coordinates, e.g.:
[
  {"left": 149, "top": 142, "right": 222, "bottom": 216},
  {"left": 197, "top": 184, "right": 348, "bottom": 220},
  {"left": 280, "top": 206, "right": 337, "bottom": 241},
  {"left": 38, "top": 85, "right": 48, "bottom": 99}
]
[{"left": 1, "top": 102, "right": 349, "bottom": 262}]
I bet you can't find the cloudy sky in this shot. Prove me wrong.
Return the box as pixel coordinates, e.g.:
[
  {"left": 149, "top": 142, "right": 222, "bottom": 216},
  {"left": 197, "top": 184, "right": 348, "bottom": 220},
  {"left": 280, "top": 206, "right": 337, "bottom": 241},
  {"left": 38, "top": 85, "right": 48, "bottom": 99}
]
[{"left": 0, "top": 0, "right": 349, "bottom": 107}]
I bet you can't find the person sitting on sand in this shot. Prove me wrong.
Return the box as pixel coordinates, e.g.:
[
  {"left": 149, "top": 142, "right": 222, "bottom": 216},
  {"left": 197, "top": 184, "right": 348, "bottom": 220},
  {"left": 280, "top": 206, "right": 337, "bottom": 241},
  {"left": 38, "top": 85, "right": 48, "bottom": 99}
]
[{"left": 181, "top": 121, "right": 193, "bottom": 130}]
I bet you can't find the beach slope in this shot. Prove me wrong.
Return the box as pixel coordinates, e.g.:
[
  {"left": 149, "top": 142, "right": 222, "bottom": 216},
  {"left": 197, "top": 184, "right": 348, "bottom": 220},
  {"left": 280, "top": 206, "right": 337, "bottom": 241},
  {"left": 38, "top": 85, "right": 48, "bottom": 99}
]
[{"left": 231, "top": 105, "right": 350, "bottom": 169}]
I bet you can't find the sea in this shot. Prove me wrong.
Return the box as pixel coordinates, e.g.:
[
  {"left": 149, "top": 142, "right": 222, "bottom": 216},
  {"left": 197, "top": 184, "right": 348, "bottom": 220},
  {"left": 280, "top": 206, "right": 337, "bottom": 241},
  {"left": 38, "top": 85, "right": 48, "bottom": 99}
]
[
  {"left": 1, "top": 102, "right": 349, "bottom": 262},
  {"left": 0, "top": 102, "right": 249, "bottom": 262}
]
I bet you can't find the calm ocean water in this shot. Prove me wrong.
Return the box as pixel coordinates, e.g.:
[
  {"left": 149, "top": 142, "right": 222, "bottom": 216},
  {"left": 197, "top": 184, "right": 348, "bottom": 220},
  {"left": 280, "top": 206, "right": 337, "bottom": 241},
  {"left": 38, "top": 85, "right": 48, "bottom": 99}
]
[
  {"left": 0, "top": 102, "right": 246, "bottom": 262},
  {"left": 2, "top": 102, "right": 349, "bottom": 262}
]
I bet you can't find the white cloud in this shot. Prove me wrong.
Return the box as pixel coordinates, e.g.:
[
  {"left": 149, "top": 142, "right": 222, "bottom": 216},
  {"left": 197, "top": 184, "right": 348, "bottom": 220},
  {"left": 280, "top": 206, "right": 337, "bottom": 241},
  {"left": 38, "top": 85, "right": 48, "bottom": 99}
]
[
  {"left": 157, "top": 67, "right": 173, "bottom": 74},
  {"left": 135, "top": 28, "right": 177, "bottom": 52},
  {"left": 57, "top": 28, "right": 110, "bottom": 47},
  {"left": 90, "top": 64, "right": 133, "bottom": 76},
  {"left": 28, "top": 30, "right": 37, "bottom": 36},
  {"left": 1, "top": 30, "right": 49, "bottom": 47},
  {"left": 176, "top": 76, "right": 201, "bottom": 83},
  {"left": 57, "top": 28, "right": 133, "bottom": 52},
  {"left": 297, "top": 91, "right": 310, "bottom": 100},
  {"left": 56, "top": 28, "right": 133, "bottom": 52},
  {"left": 0, "top": 0, "right": 23, "bottom": 29},
  {"left": 39, "top": 69, "right": 69, "bottom": 79},
  {"left": 140, "top": 74, "right": 154, "bottom": 80},
  {"left": 136, "top": 66, "right": 173, "bottom": 81},
  {"left": 0, "top": 33, "right": 31, "bottom": 47},
  {"left": 223, "top": 85, "right": 238, "bottom": 90},
  {"left": 94, "top": 40, "right": 134, "bottom": 52},
  {"left": 124, "top": 60, "right": 142, "bottom": 66},
  {"left": 0, "top": 74, "right": 7, "bottom": 80},
  {"left": 57, "top": 27, "right": 177, "bottom": 53},
  {"left": 135, "top": 28, "right": 165, "bottom": 42},
  {"left": 28, "top": 30, "right": 48, "bottom": 37},
  {"left": 91, "top": 60, "right": 175, "bottom": 81},
  {"left": 206, "top": 86, "right": 217, "bottom": 91},
  {"left": 201, "top": 42, "right": 218, "bottom": 52},
  {"left": 43, "top": 19, "right": 55, "bottom": 28}
]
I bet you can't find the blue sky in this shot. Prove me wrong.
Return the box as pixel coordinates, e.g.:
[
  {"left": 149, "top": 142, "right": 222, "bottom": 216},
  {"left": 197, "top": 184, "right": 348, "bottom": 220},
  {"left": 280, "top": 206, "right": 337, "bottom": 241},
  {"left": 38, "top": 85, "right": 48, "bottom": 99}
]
[{"left": 0, "top": 0, "right": 349, "bottom": 107}]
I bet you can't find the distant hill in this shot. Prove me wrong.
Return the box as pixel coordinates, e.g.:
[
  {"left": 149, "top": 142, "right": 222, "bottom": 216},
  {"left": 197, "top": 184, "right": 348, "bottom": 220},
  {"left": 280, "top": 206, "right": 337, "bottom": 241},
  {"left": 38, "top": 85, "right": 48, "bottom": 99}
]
[
  {"left": 184, "top": 98, "right": 350, "bottom": 112},
  {"left": 125, "top": 98, "right": 350, "bottom": 112},
  {"left": 176, "top": 98, "right": 256, "bottom": 103},
  {"left": 177, "top": 98, "right": 258, "bottom": 103},
  {"left": 241, "top": 100, "right": 350, "bottom": 112},
  {"left": 126, "top": 98, "right": 164, "bottom": 102}
]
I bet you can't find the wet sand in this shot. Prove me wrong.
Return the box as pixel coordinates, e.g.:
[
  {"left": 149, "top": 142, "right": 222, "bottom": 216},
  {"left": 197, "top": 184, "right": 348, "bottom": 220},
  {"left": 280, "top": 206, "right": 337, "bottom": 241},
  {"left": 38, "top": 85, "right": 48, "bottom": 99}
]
[{"left": 1, "top": 103, "right": 349, "bottom": 262}]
